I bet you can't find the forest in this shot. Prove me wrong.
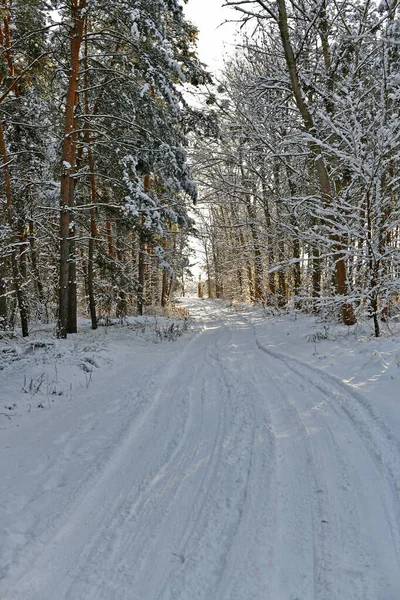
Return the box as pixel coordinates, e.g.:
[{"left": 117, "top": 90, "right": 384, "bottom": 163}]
[
  {"left": 1, "top": 0, "right": 400, "bottom": 338},
  {"left": 2, "top": 3, "right": 400, "bottom": 597},
  {"left": 0, "top": 0, "right": 208, "bottom": 339}
]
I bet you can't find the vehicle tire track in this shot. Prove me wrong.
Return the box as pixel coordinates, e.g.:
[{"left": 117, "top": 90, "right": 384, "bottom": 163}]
[{"left": 255, "top": 336, "right": 400, "bottom": 598}]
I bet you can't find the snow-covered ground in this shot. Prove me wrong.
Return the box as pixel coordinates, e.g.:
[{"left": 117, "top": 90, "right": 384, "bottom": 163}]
[{"left": 1, "top": 299, "right": 400, "bottom": 599}]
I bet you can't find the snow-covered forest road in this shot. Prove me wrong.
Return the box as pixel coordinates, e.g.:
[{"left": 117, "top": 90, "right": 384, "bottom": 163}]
[{"left": 2, "top": 300, "right": 400, "bottom": 599}]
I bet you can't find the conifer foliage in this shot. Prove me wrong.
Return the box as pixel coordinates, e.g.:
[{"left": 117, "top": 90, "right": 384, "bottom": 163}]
[{"left": 0, "top": 0, "right": 206, "bottom": 337}]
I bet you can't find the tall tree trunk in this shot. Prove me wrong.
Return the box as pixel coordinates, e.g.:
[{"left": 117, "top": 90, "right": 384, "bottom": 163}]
[
  {"left": 223, "top": 205, "right": 244, "bottom": 300},
  {"left": 236, "top": 224, "right": 254, "bottom": 302},
  {"left": 204, "top": 240, "right": 213, "bottom": 298},
  {"left": 83, "top": 33, "right": 98, "bottom": 330},
  {"left": 137, "top": 174, "right": 150, "bottom": 315},
  {"left": 276, "top": 0, "right": 355, "bottom": 326},
  {"left": 58, "top": 0, "right": 86, "bottom": 338},
  {"left": 137, "top": 236, "right": 145, "bottom": 315},
  {"left": 246, "top": 195, "right": 264, "bottom": 303},
  {"left": 292, "top": 239, "right": 301, "bottom": 306},
  {"left": 240, "top": 167, "right": 264, "bottom": 303},
  {"left": 0, "top": 122, "right": 29, "bottom": 336},
  {"left": 212, "top": 242, "right": 223, "bottom": 298},
  {"left": 278, "top": 243, "right": 287, "bottom": 308},
  {"left": 0, "top": 263, "right": 7, "bottom": 329},
  {"left": 87, "top": 237, "right": 96, "bottom": 328},
  {"left": 261, "top": 179, "right": 277, "bottom": 302},
  {"left": 0, "top": 8, "right": 28, "bottom": 334},
  {"left": 28, "top": 219, "right": 47, "bottom": 321},
  {"left": 106, "top": 220, "right": 114, "bottom": 257},
  {"left": 284, "top": 162, "right": 302, "bottom": 307},
  {"left": 68, "top": 176, "right": 78, "bottom": 333},
  {"left": 116, "top": 222, "right": 128, "bottom": 318},
  {"left": 161, "top": 269, "right": 169, "bottom": 307},
  {"left": 273, "top": 165, "right": 287, "bottom": 307},
  {"left": 366, "top": 191, "right": 380, "bottom": 337},
  {"left": 68, "top": 115, "right": 84, "bottom": 334},
  {"left": 228, "top": 204, "right": 245, "bottom": 299},
  {"left": 161, "top": 238, "right": 168, "bottom": 307},
  {"left": 312, "top": 246, "right": 322, "bottom": 302}
]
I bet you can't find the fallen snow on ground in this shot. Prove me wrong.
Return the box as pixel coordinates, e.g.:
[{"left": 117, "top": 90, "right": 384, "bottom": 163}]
[
  {"left": 0, "top": 315, "right": 190, "bottom": 422},
  {"left": 250, "top": 307, "right": 400, "bottom": 445},
  {"left": 1, "top": 300, "right": 400, "bottom": 599}
]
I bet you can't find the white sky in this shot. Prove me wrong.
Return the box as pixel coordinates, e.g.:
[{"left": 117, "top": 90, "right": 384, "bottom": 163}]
[
  {"left": 183, "top": 0, "right": 239, "bottom": 72},
  {"left": 182, "top": 2, "right": 239, "bottom": 280}
]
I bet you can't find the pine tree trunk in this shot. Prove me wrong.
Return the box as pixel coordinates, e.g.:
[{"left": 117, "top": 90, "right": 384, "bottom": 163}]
[
  {"left": 59, "top": 207, "right": 70, "bottom": 338},
  {"left": 84, "top": 37, "right": 98, "bottom": 330},
  {"left": 106, "top": 220, "right": 114, "bottom": 257},
  {"left": 58, "top": 0, "right": 86, "bottom": 338},
  {"left": 168, "top": 273, "right": 175, "bottom": 302},
  {"left": 161, "top": 238, "right": 168, "bottom": 307},
  {"left": 161, "top": 270, "right": 169, "bottom": 307},
  {"left": 68, "top": 231, "right": 77, "bottom": 333},
  {"left": 10, "top": 251, "right": 29, "bottom": 336},
  {"left": 0, "top": 121, "right": 29, "bottom": 336},
  {"left": 116, "top": 223, "right": 128, "bottom": 319},
  {"left": 68, "top": 177, "right": 77, "bottom": 333},
  {"left": 87, "top": 236, "right": 97, "bottom": 329},
  {"left": 28, "top": 220, "right": 47, "bottom": 321},
  {"left": 137, "top": 236, "right": 145, "bottom": 316},
  {"left": 18, "top": 223, "right": 28, "bottom": 283},
  {"left": 137, "top": 175, "right": 151, "bottom": 315},
  {"left": 67, "top": 88, "right": 84, "bottom": 334},
  {"left": 150, "top": 248, "right": 160, "bottom": 306},
  {"left": 0, "top": 3, "right": 29, "bottom": 336},
  {"left": 0, "top": 263, "right": 8, "bottom": 329}
]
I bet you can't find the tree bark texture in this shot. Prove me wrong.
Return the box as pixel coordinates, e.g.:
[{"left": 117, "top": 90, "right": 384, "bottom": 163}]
[
  {"left": 276, "top": 0, "right": 356, "bottom": 326},
  {"left": 58, "top": 0, "right": 86, "bottom": 338},
  {"left": 0, "top": 121, "right": 29, "bottom": 336},
  {"left": 84, "top": 34, "right": 98, "bottom": 330}
]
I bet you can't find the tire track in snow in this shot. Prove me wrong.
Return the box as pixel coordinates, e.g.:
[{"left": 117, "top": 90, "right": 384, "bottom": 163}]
[
  {"left": 157, "top": 324, "right": 251, "bottom": 599},
  {"left": 155, "top": 329, "right": 233, "bottom": 600},
  {"left": 1, "top": 355, "right": 171, "bottom": 594},
  {"left": 255, "top": 335, "right": 400, "bottom": 599},
  {"left": 7, "top": 300, "right": 400, "bottom": 600},
  {"left": 256, "top": 337, "right": 400, "bottom": 501},
  {"left": 6, "top": 328, "right": 215, "bottom": 600},
  {"left": 253, "top": 357, "right": 324, "bottom": 598},
  {"left": 213, "top": 322, "right": 277, "bottom": 600},
  {"left": 159, "top": 315, "right": 277, "bottom": 600},
  {"left": 62, "top": 327, "right": 232, "bottom": 600},
  {"left": 258, "top": 357, "right": 365, "bottom": 599}
]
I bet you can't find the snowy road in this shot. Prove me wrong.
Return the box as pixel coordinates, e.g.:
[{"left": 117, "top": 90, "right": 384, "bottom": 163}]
[{"left": 2, "top": 300, "right": 400, "bottom": 599}]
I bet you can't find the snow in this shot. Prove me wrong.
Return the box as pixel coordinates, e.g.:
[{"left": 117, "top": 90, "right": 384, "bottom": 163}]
[{"left": 1, "top": 300, "right": 400, "bottom": 599}]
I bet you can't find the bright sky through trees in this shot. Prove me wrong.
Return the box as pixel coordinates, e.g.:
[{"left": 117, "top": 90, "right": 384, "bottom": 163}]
[
  {"left": 183, "top": 0, "right": 238, "bottom": 71},
  {"left": 183, "top": 3, "right": 238, "bottom": 281}
]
